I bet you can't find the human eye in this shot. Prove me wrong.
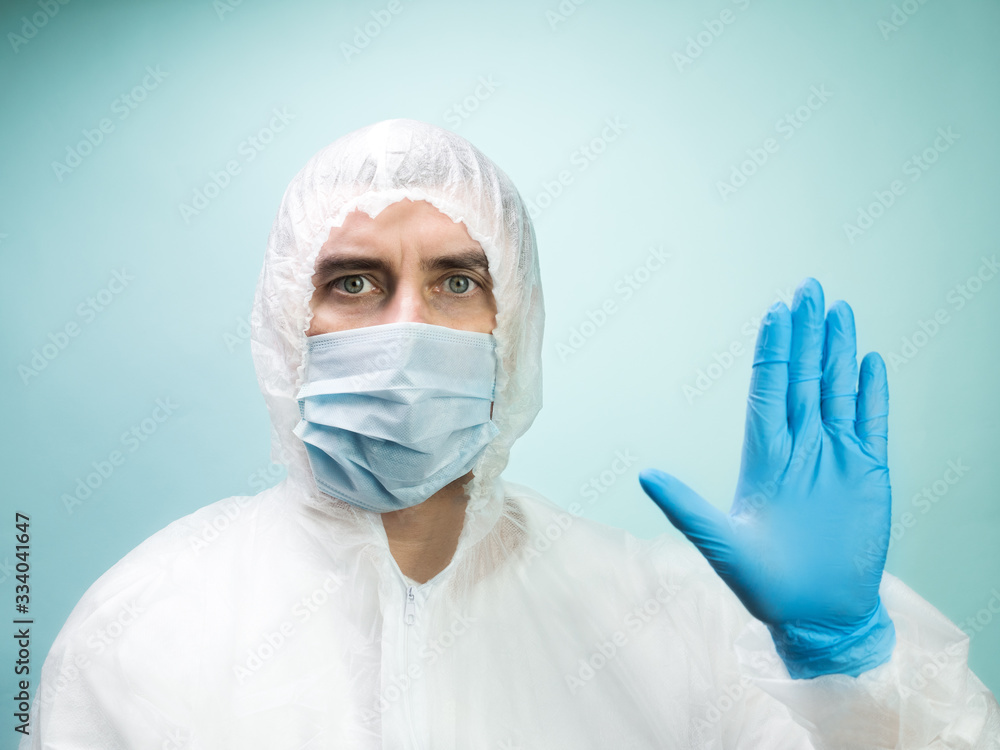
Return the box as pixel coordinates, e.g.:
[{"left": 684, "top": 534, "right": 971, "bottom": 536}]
[
  {"left": 331, "top": 275, "right": 376, "bottom": 295},
  {"left": 443, "top": 274, "right": 479, "bottom": 295}
]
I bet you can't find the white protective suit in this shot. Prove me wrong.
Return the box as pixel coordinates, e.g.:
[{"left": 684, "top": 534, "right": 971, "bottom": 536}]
[{"left": 23, "top": 119, "right": 1000, "bottom": 749}]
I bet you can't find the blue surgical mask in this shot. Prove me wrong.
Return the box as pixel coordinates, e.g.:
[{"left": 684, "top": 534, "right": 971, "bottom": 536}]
[{"left": 292, "top": 322, "right": 500, "bottom": 513}]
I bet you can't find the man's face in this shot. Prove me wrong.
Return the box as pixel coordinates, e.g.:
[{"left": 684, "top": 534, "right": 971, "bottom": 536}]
[{"left": 307, "top": 198, "right": 497, "bottom": 335}]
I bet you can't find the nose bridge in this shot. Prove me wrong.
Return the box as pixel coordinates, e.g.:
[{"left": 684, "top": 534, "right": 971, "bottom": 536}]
[
  {"left": 387, "top": 280, "right": 428, "bottom": 324},
  {"left": 384, "top": 250, "right": 430, "bottom": 324}
]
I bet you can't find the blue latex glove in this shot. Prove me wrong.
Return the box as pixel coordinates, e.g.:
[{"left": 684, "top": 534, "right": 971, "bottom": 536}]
[{"left": 640, "top": 278, "right": 896, "bottom": 678}]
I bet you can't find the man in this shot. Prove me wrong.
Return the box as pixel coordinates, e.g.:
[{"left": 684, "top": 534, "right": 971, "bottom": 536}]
[{"left": 24, "top": 119, "right": 999, "bottom": 747}]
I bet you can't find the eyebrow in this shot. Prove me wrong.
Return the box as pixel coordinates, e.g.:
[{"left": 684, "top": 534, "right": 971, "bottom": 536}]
[
  {"left": 420, "top": 248, "right": 490, "bottom": 278},
  {"left": 313, "top": 248, "right": 491, "bottom": 282}
]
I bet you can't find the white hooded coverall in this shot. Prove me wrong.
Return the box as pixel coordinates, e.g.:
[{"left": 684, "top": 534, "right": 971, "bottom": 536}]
[{"left": 22, "top": 119, "right": 1000, "bottom": 749}]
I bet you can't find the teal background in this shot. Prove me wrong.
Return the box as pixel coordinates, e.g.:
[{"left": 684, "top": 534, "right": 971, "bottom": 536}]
[{"left": 1, "top": 0, "right": 998, "bottom": 741}]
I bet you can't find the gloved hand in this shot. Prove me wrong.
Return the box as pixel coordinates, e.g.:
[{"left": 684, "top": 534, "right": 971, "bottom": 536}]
[{"left": 640, "top": 278, "right": 896, "bottom": 678}]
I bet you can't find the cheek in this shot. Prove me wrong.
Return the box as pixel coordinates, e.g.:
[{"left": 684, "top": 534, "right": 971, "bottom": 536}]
[
  {"left": 484, "top": 306, "right": 498, "bottom": 333},
  {"left": 438, "top": 295, "right": 495, "bottom": 334},
  {"left": 484, "top": 293, "right": 498, "bottom": 332},
  {"left": 463, "top": 293, "right": 496, "bottom": 334},
  {"left": 306, "top": 293, "right": 345, "bottom": 335},
  {"left": 474, "top": 310, "right": 498, "bottom": 335},
  {"left": 307, "top": 307, "right": 356, "bottom": 335},
  {"left": 305, "top": 290, "right": 324, "bottom": 335}
]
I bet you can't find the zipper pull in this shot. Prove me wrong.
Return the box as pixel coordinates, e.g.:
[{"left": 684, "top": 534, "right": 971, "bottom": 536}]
[{"left": 404, "top": 585, "right": 417, "bottom": 625}]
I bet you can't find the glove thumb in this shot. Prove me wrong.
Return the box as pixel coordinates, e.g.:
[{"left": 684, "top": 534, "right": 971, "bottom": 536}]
[{"left": 639, "top": 468, "right": 735, "bottom": 570}]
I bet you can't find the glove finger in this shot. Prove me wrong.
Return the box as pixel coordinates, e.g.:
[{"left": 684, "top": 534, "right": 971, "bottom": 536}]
[
  {"left": 788, "top": 278, "right": 825, "bottom": 442},
  {"left": 745, "top": 300, "right": 792, "bottom": 453},
  {"left": 639, "top": 469, "right": 735, "bottom": 570},
  {"left": 856, "top": 352, "right": 889, "bottom": 465},
  {"left": 821, "top": 300, "right": 859, "bottom": 429}
]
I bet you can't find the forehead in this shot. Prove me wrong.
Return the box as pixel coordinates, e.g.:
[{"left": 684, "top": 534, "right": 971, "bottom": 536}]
[{"left": 320, "top": 199, "right": 477, "bottom": 255}]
